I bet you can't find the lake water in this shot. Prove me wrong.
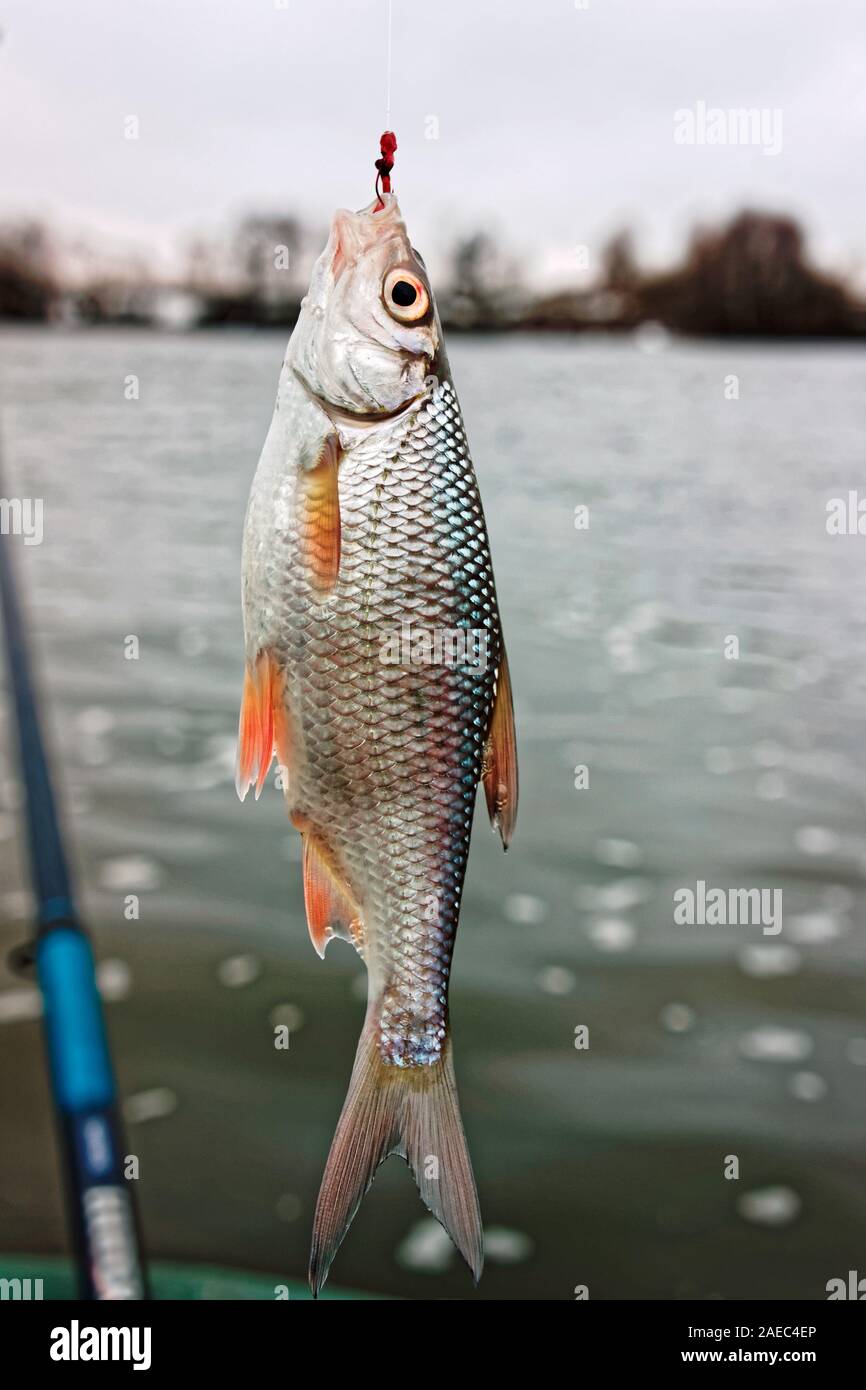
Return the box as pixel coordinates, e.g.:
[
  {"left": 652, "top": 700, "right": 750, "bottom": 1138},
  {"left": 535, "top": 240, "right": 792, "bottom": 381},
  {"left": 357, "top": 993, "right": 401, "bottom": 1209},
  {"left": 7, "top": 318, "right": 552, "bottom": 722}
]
[{"left": 1, "top": 326, "right": 865, "bottom": 1300}]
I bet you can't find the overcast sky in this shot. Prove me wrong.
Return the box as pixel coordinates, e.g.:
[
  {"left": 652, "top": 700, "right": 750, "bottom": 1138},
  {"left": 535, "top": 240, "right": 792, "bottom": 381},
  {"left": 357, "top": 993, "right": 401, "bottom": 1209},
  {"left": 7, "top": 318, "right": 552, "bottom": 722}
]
[{"left": 1, "top": 0, "right": 864, "bottom": 286}]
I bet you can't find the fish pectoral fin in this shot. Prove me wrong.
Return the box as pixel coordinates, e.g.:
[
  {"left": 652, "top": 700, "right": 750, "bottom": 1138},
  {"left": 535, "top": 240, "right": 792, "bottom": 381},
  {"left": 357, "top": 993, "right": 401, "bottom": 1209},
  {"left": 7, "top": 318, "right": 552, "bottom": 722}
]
[
  {"left": 300, "top": 433, "right": 342, "bottom": 596},
  {"left": 235, "top": 649, "right": 289, "bottom": 803},
  {"left": 302, "top": 832, "right": 360, "bottom": 959},
  {"left": 483, "top": 647, "right": 518, "bottom": 850}
]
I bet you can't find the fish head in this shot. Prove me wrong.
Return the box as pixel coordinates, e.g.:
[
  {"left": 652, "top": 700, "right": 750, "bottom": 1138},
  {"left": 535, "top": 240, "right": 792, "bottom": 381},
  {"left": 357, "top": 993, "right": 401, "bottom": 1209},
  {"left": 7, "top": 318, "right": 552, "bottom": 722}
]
[{"left": 290, "top": 194, "right": 439, "bottom": 417}]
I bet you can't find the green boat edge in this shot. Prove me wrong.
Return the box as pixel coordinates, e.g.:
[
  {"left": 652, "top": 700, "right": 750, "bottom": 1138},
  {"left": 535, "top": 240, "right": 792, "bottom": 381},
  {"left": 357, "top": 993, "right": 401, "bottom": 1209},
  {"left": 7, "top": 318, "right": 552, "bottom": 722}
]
[{"left": 0, "top": 1254, "right": 376, "bottom": 1300}]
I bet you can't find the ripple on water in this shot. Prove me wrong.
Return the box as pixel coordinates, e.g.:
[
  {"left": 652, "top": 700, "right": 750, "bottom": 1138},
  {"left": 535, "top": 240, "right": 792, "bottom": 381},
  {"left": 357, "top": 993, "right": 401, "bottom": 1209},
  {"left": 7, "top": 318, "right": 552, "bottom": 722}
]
[
  {"left": 536, "top": 965, "right": 575, "bottom": 995},
  {"left": 586, "top": 917, "right": 636, "bottom": 952},
  {"left": 795, "top": 825, "right": 842, "bottom": 856},
  {"left": 577, "top": 877, "right": 652, "bottom": 912},
  {"left": 705, "top": 746, "right": 735, "bottom": 775},
  {"left": 504, "top": 893, "right": 547, "bottom": 925},
  {"left": 647, "top": 669, "right": 702, "bottom": 702},
  {"left": 788, "top": 1071, "right": 827, "bottom": 1102},
  {"left": 594, "top": 837, "right": 643, "bottom": 869},
  {"left": 626, "top": 600, "right": 665, "bottom": 635},
  {"left": 217, "top": 954, "right": 261, "bottom": 988},
  {"left": 737, "top": 944, "right": 801, "bottom": 979},
  {"left": 67, "top": 784, "right": 94, "bottom": 816},
  {"left": 659, "top": 1003, "right": 696, "bottom": 1034},
  {"left": 96, "top": 958, "right": 132, "bottom": 1001},
  {"left": 0, "top": 986, "right": 42, "bottom": 1023},
  {"left": 276, "top": 1193, "right": 302, "bottom": 1223},
  {"left": 269, "top": 1003, "right": 304, "bottom": 1033},
  {"left": 396, "top": 1218, "right": 454, "bottom": 1273},
  {"left": 97, "top": 855, "right": 164, "bottom": 892},
  {"left": 756, "top": 772, "right": 786, "bottom": 800},
  {"left": 737, "top": 1185, "right": 801, "bottom": 1228},
  {"left": 156, "top": 729, "right": 186, "bottom": 757},
  {"left": 786, "top": 912, "right": 846, "bottom": 945},
  {"left": 1, "top": 889, "right": 34, "bottom": 918},
  {"left": 823, "top": 885, "right": 854, "bottom": 913},
  {"left": 185, "top": 734, "right": 237, "bottom": 791},
  {"left": 719, "top": 687, "right": 756, "bottom": 715},
  {"left": 0, "top": 778, "right": 23, "bottom": 810},
  {"left": 752, "top": 740, "right": 785, "bottom": 768},
  {"left": 123, "top": 1087, "right": 178, "bottom": 1124},
  {"left": 484, "top": 1227, "right": 533, "bottom": 1264},
  {"left": 177, "top": 626, "right": 208, "bottom": 658},
  {"left": 77, "top": 737, "right": 111, "bottom": 768},
  {"left": 739, "top": 1026, "right": 813, "bottom": 1063},
  {"left": 76, "top": 706, "right": 115, "bottom": 738}
]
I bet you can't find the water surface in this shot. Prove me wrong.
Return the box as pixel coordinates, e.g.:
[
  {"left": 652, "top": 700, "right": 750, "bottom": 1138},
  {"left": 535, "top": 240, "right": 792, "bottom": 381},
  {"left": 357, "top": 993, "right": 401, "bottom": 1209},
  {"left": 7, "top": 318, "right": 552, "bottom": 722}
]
[{"left": 1, "top": 327, "right": 865, "bottom": 1299}]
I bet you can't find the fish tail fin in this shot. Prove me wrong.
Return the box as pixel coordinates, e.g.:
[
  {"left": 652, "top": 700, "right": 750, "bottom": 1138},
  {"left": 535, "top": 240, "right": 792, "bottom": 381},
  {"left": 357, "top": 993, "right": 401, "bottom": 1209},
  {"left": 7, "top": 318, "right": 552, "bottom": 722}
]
[
  {"left": 309, "top": 1017, "right": 482, "bottom": 1296},
  {"left": 401, "top": 1034, "right": 484, "bottom": 1285}
]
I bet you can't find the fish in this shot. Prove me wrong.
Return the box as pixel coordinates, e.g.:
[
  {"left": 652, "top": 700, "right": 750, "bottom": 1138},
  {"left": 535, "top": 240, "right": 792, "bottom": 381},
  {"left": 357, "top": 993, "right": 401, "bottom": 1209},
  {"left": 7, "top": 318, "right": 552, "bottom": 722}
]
[{"left": 236, "top": 190, "right": 517, "bottom": 1295}]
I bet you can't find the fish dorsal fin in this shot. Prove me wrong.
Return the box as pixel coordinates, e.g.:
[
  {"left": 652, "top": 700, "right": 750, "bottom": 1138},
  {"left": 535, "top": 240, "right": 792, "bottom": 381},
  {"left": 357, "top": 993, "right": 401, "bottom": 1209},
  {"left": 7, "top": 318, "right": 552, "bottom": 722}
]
[
  {"left": 302, "top": 832, "right": 362, "bottom": 959},
  {"left": 236, "top": 649, "right": 290, "bottom": 802},
  {"left": 483, "top": 648, "right": 518, "bottom": 850},
  {"left": 300, "top": 434, "right": 342, "bottom": 596}
]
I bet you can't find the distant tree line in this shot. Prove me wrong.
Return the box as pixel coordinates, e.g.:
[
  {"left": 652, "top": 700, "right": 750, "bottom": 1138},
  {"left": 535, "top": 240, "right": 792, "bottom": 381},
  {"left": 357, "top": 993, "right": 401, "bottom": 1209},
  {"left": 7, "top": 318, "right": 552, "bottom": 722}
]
[
  {"left": 525, "top": 214, "right": 864, "bottom": 337},
  {"left": 1, "top": 209, "right": 863, "bottom": 338},
  {"left": 0, "top": 222, "right": 55, "bottom": 319}
]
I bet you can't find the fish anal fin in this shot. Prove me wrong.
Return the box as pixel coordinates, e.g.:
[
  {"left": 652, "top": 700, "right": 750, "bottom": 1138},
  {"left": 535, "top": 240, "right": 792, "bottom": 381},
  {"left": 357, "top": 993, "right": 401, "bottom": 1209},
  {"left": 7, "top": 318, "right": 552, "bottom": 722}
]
[
  {"left": 236, "top": 649, "right": 287, "bottom": 803},
  {"left": 483, "top": 648, "right": 518, "bottom": 850},
  {"left": 303, "top": 832, "right": 359, "bottom": 959},
  {"left": 300, "top": 434, "right": 342, "bottom": 596}
]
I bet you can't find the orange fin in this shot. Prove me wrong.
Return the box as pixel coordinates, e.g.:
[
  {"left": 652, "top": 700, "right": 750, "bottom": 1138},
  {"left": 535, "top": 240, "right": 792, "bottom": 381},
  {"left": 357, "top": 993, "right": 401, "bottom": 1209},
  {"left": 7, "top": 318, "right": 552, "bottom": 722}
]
[
  {"left": 235, "top": 650, "right": 287, "bottom": 803},
  {"left": 483, "top": 648, "right": 518, "bottom": 850},
  {"left": 300, "top": 434, "right": 342, "bottom": 596},
  {"left": 302, "top": 832, "right": 359, "bottom": 959}
]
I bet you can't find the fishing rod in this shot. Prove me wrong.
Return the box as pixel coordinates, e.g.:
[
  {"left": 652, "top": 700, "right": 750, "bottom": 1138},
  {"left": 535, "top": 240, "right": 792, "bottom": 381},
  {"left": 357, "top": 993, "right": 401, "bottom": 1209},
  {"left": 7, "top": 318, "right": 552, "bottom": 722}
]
[{"left": 0, "top": 448, "right": 148, "bottom": 1300}]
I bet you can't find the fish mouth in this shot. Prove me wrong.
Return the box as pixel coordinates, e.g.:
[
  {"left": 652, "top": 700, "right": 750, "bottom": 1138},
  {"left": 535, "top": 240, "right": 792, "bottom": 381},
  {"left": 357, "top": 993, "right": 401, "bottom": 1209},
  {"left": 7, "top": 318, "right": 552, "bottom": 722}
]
[{"left": 291, "top": 365, "right": 432, "bottom": 428}]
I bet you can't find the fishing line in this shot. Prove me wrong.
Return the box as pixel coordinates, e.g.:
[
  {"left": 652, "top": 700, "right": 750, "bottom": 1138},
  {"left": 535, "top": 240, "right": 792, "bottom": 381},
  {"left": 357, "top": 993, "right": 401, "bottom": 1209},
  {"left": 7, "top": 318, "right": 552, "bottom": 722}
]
[
  {"left": 386, "top": 0, "right": 393, "bottom": 124},
  {"left": 374, "top": 2, "right": 397, "bottom": 208}
]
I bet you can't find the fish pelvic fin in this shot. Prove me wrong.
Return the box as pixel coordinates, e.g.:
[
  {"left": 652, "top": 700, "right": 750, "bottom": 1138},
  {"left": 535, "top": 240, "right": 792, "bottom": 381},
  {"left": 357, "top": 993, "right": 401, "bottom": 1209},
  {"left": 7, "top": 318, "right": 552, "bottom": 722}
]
[
  {"left": 483, "top": 647, "right": 518, "bottom": 849},
  {"left": 235, "top": 649, "right": 289, "bottom": 802},
  {"left": 309, "top": 1019, "right": 482, "bottom": 1296}
]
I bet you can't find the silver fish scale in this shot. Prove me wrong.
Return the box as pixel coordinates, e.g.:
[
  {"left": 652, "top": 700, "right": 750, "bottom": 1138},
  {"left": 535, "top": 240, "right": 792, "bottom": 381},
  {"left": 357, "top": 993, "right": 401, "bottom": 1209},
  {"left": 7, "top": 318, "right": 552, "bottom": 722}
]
[{"left": 251, "top": 375, "right": 502, "bottom": 1068}]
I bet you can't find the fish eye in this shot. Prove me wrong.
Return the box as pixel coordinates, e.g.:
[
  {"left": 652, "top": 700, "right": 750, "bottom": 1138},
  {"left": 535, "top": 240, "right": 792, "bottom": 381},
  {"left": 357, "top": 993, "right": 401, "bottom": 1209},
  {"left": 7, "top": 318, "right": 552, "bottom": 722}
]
[
  {"left": 383, "top": 268, "right": 429, "bottom": 323},
  {"left": 392, "top": 281, "right": 417, "bottom": 307}
]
